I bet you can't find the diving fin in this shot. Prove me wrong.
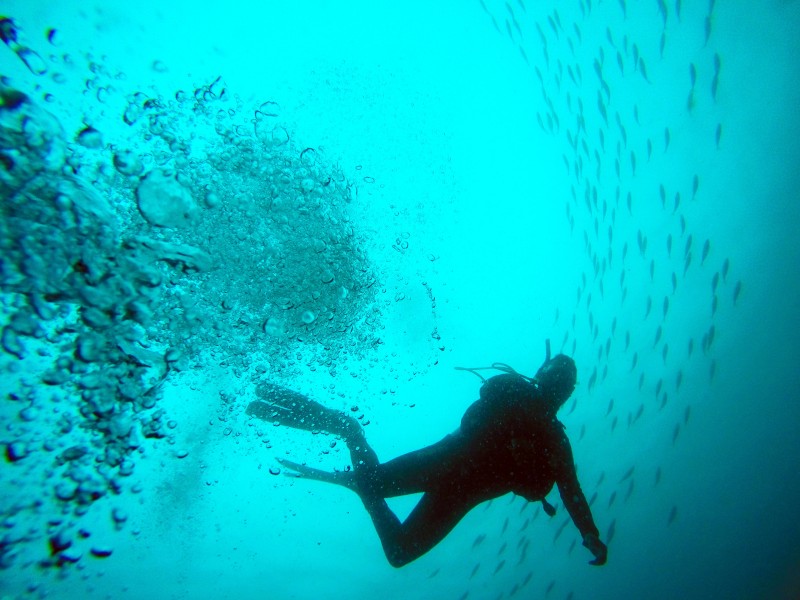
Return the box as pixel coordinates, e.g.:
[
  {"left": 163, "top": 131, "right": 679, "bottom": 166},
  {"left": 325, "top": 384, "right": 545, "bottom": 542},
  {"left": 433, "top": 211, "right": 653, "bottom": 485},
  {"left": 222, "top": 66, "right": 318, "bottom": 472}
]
[{"left": 246, "top": 383, "right": 361, "bottom": 439}]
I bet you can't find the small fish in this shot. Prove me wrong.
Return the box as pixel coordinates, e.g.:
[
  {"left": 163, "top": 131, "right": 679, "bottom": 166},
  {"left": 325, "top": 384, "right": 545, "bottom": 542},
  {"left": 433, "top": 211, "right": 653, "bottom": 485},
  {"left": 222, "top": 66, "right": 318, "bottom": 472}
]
[
  {"left": 715, "top": 123, "right": 722, "bottom": 148},
  {"left": 701, "top": 239, "right": 710, "bottom": 264},
  {"left": 672, "top": 272, "right": 678, "bottom": 293},
  {"left": 668, "top": 505, "right": 678, "bottom": 525},
  {"left": 733, "top": 280, "right": 742, "bottom": 304},
  {"left": 672, "top": 423, "right": 680, "bottom": 444},
  {"left": 655, "top": 467, "right": 662, "bottom": 486},
  {"left": 639, "top": 58, "right": 650, "bottom": 82},
  {"left": 608, "top": 491, "right": 617, "bottom": 507},
  {"left": 684, "top": 405, "right": 691, "bottom": 424},
  {"left": 676, "top": 370, "right": 683, "bottom": 390},
  {"left": 645, "top": 296, "right": 652, "bottom": 318},
  {"left": 470, "top": 563, "right": 480, "bottom": 578},
  {"left": 620, "top": 466, "right": 635, "bottom": 482},
  {"left": 687, "top": 338, "right": 694, "bottom": 357},
  {"left": 657, "top": 0, "right": 668, "bottom": 23},
  {"left": 624, "top": 478, "right": 635, "bottom": 501},
  {"left": 606, "top": 398, "right": 614, "bottom": 416},
  {"left": 704, "top": 15, "right": 712, "bottom": 45},
  {"left": 666, "top": 234, "right": 673, "bottom": 256},
  {"left": 722, "top": 258, "right": 730, "bottom": 280},
  {"left": 689, "top": 63, "right": 697, "bottom": 87},
  {"left": 606, "top": 519, "right": 617, "bottom": 544},
  {"left": 664, "top": 127, "right": 671, "bottom": 151},
  {"left": 659, "top": 183, "right": 666, "bottom": 207},
  {"left": 673, "top": 192, "right": 681, "bottom": 214},
  {"left": 662, "top": 343, "right": 669, "bottom": 363},
  {"left": 653, "top": 325, "right": 662, "bottom": 347}
]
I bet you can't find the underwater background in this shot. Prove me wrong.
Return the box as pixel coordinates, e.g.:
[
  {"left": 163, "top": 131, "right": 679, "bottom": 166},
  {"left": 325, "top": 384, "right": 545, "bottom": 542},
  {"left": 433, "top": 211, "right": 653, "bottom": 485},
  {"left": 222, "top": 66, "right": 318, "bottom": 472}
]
[{"left": 1, "top": 0, "right": 799, "bottom": 599}]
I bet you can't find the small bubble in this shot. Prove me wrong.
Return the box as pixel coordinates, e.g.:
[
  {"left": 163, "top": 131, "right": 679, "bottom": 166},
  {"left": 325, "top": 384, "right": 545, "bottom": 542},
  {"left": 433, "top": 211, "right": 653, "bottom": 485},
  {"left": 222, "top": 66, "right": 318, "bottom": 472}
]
[{"left": 301, "top": 310, "right": 316, "bottom": 324}]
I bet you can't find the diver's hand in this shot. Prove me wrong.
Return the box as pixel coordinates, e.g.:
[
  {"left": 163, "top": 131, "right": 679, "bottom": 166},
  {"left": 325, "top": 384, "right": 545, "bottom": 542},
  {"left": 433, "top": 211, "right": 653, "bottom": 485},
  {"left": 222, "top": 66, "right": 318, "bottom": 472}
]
[{"left": 582, "top": 533, "right": 607, "bottom": 566}]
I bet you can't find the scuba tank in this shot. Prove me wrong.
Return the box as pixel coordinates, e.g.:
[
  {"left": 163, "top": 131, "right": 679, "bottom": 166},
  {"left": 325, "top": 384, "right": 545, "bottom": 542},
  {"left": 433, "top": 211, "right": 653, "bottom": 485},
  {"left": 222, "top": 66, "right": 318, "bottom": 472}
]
[{"left": 455, "top": 339, "right": 557, "bottom": 518}]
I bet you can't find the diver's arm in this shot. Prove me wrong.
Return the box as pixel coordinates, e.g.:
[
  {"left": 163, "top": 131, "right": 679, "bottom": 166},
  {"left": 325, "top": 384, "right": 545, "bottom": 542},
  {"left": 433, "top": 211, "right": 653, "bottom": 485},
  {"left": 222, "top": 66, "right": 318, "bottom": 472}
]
[{"left": 554, "top": 431, "right": 607, "bottom": 565}]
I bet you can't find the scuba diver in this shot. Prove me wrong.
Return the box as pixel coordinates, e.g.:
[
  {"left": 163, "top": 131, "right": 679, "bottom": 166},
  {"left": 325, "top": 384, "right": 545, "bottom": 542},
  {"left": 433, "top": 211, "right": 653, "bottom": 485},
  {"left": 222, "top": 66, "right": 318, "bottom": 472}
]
[{"left": 246, "top": 341, "right": 607, "bottom": 568}]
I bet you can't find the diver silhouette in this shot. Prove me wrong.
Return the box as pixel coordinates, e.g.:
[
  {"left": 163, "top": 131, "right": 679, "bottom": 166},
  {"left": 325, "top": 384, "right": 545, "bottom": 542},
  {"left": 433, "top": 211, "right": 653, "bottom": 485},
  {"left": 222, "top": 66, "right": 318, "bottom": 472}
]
[{"left": 246, "top": 342, "right": 607, "bottom": 568}]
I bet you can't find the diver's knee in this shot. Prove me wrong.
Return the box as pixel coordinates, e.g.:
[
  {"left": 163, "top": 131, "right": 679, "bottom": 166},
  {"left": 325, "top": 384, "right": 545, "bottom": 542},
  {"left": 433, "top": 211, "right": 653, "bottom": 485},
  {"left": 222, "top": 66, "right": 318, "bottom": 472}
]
[{"left": 386, "top": 548, "right": 413, "bottom": 568}]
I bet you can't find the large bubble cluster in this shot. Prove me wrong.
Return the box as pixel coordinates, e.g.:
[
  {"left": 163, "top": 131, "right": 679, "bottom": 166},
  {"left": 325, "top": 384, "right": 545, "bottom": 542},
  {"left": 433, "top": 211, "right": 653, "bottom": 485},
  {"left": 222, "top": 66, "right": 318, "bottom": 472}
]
[{"left": 0, "top": 16, "right": 379, "bottom": 575}]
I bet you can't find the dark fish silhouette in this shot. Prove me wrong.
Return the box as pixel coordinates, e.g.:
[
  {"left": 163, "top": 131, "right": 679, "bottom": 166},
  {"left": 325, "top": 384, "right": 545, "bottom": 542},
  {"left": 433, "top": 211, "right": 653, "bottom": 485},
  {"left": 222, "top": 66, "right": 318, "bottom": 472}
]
[
  {"left": 606, "top": 519, "right": 617, "bottom": 544},
  {"left": 668, "top": 505, "right": 678, "bottom": 525},
  {"left": 733, "top": 280, "right": 742, "bottom": 304}
]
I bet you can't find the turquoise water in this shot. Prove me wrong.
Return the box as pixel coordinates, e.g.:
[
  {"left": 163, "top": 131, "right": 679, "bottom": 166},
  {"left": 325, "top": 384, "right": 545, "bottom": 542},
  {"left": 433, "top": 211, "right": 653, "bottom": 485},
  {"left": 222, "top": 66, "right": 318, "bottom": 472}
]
[{"left": 1, "top": 1, "right": 799, "bottom": 598}]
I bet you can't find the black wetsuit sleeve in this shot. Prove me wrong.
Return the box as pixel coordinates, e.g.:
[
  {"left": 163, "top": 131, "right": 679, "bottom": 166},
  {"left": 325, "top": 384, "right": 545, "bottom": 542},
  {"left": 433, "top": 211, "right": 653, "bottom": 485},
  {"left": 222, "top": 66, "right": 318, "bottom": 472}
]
[{"left": 553, "top": 428, "right": 600, "bottom": 540}]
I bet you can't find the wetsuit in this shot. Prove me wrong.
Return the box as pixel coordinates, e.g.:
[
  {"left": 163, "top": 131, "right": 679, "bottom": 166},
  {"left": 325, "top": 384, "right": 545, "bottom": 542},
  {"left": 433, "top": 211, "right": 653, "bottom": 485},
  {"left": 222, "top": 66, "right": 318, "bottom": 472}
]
[{"left": 354, "top": 373, "right": 600, "bottom": 564}]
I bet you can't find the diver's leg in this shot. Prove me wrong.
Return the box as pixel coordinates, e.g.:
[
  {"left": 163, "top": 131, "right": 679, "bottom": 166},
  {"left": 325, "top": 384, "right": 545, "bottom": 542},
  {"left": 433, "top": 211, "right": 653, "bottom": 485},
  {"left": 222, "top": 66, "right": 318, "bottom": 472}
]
[
  {"left": 361, "top": 491, "right": 475, "bottom": 568},
  {"left": 354, "top": 432, "right": 466, "bottom": 498}
]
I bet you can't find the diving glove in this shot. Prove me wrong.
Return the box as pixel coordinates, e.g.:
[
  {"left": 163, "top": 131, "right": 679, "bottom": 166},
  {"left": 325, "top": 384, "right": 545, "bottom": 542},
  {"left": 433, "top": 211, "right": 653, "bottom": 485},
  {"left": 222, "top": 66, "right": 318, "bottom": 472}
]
[{"left": 582, "top": 533, "right": 607, "bottom": 566}]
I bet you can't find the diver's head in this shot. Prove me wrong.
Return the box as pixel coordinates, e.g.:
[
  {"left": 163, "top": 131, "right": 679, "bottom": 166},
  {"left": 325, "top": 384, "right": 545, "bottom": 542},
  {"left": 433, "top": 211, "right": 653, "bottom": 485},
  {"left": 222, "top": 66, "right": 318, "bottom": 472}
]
[{"left": 535, "top": 354, "right": 577, "bottom": 411}]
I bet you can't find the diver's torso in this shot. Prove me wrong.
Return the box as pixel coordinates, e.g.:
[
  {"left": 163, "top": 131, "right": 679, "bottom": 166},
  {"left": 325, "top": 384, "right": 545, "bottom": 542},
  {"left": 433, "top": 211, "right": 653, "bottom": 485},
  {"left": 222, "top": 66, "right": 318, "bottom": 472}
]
[{"left": 457, "top": 374, "right": 567, "bottom": 500}]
